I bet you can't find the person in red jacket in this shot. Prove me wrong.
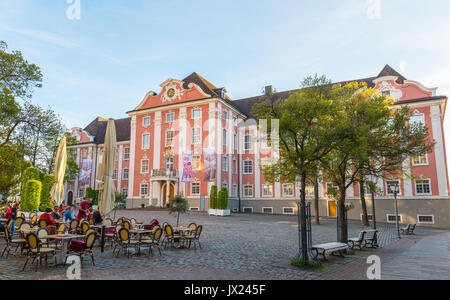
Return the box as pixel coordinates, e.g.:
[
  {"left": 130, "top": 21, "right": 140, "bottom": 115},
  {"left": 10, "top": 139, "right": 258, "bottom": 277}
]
[{"left": 40, "top": 208, "right": 56, "bottom": 226}]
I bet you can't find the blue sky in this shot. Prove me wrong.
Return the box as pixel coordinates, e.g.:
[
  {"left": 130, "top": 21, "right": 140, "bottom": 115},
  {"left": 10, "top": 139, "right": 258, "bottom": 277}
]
[{"left": 1, "top": 0, "right": 450, "bottom": 133}]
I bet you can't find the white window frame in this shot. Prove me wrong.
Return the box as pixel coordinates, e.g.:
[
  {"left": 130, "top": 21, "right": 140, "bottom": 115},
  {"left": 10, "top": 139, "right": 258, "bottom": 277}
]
[
  {"left": 166, "top": 112, "right": 175, "bottom": 123},
  {"left": 123, "top": 168, "right": 129, "bottom": 180},
  {"left": 165, "top": 130, "right": 175, "bottom": 147},
  {"left": 78, "top": 189, "right": 84, "bottom": 198},
  {"left": 243, "top": 207, "right": 253, "bottom": 213},
  {"left": 262, "top": 207, "right": 273, "bottom": 214},
  {"left": 140, "top": 184, "right": 148, "bottom": 196},
  {"left": 232, "top": 184, "right": 237, "bottom": 197},
  {"left": 191, "top": 182, "right": 200, "bottom": 196},
  {"left": 417, "top": 215, "right": 435, "bottom": 225},
  {"left": 410, "top": 113, "right": 425, "bottom": 127},
  {"left": 223, "top": 129, "right": 227, "bottom": 146},
  {"left": 244, "top": 135, "right": 252, "bottom": 151},
  {"left": 112, "top": 169, "right": 118, "bottom": 180},
  {"left": 387, "top": 214, "right": 402, "bottom": 224},
  {"left": 122, "top": 188, "right": 128, "bottom": 197},
  {"left": 243, "top": 184, "right": 253, "bottom": 198},
  {"left": 415, "top": 179, "right": 432, "bottom": 195},
  {"left": 386, "top": 180, "right": 402, "bottom": 196},
  {"left": 283, "top": 183, "right": 295, "bottom": 198},
  {"left": 222, "top": 156, "right": 228, "bottom": 172},
  {"left": 223, "top": 111, "right": 228, "bottom": 120},
  {"left": 192, "top": 127, "right": 201, "bottom": 145},
  {"left": 243, "top": 160, "right": 253, "bottom": 175},
  {"left": 262, "top": 184, "right": 273, "bottom": 197},
  {"left": 412, "top": 154, "right": 429, "bottom": 166},
  {"left": 141, "top": 159, "right": 149, "bottom": 174},
  {"left": 192, "top": 108, "right": 202, "bottom": 120},
  {"left": 193, "top": 155, "right": 201, "bottom": 171},
  {"left": 233, "top": 134, "right": 237, "bottom": 150},
  {"left": 123, "top": 148, "right": 130, "bottom": 160},
  {"left": 142, "top": 116, "right": 151, "bottom": 127},
  {"left": 142, "top": 133, "right": 150, "bottom": 150},
  {"left": 283, "top": 207, "right": 295, "bottom": 215}
]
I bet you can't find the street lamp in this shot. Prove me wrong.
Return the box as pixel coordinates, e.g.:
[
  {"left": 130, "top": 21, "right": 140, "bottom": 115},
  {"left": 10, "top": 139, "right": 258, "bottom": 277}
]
[
  {"left": 389, "top": 181, "right": 401, "bottom": 239},
  {"left": 364, "top": 171, "right": 378, "bottom": 230}
]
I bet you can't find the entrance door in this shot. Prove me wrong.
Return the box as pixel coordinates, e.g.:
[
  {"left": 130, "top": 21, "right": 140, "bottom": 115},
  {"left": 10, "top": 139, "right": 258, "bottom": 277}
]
[
  {"left": 328, "top": 201, "right": 337, "bottom": 217},
  {"left": 162, "top": 183, "right": 175, "bottom": 207},
  {"left": 68, "top": 191, "right": 73, "bottom": 206}
]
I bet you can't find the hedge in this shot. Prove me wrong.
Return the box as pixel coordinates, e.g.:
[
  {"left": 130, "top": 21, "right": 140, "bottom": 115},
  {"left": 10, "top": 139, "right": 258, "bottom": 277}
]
[
  {"left": 209, "top": 185, "right": 218, "bottom": 209},
  {"left": 40, "top": 174, "right": 54, "bottom": 211},
  {"left": 21, "top": 167, "right": 40, "bottom": 201},
  {"left": 22, "top": 180, "right": 41, "bottom": 212},
  {"left": 217, "top": 187, "right": 229, "bottom": 210}
]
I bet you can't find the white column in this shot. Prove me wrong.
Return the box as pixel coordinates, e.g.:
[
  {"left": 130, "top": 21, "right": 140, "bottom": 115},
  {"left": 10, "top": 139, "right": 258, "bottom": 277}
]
[
  {"left": 127, "top": 115, "right": 137, "bottom": 199},
  {"left": 402, "top": 157, "right": 413, "bottom": 197},
  {"left": 150, "top": 181, "right": 154, "bottom": 207},
  {"left": 179, "top": 107, "right": 187, "bottom": 196},
  {"left": 88, "top": 146, "right": 94, "bottom": 188},
  {"left": 153, "top": 112, "right": 162, "bottom": 170},
  {"left": 166, "top": 180, "right": 170, "bottom": 207},
  {"left": 117, "top": 145, "right": 123, "bottom": 193},
  {"left": 430, "top": 105, "right": 449, "bottom": 196},
  {"left": 216, "top": 103, "right": 222, "bottom": 189},
  {"left": 254, "top": 125, "right": 260, "bottom": 199}
]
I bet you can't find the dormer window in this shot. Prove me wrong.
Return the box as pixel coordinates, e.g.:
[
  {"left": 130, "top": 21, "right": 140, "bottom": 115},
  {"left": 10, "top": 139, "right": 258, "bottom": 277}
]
[{"left": 382, "top": 90, "right": 391, "bottom": 97}]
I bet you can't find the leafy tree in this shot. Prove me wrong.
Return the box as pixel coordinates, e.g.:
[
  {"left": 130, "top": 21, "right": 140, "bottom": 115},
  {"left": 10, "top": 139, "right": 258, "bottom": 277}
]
[
  {"left": 252, "top": 75, "right": 340, "bottom": 262},
  {"left": 40, "top": 174, "right": 54, "bottom": 210},
  {"left": 323, "top": 84, "right": 433, "bottom": 242},
  {"left": 22, "top": 180, "right": 41, "bottom": 212},
  {"left": 0, "top": 143, "right": 30, "bottom": 196},
  {"left": 169, "top": 194, "right": 188, "bottom": 227},
  {"left": 209, "top": 185, "right": 218, "bottom": 209}
]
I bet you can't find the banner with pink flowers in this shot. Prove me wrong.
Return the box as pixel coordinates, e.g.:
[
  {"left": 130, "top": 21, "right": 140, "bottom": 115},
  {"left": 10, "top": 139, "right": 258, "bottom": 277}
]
[{"left": 181, "top": 152, "right": 194, "bottom": 183}]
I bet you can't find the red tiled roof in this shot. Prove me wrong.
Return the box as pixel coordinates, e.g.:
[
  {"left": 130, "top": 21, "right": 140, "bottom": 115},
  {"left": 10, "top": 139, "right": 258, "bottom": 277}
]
[{"left": 83, "top": 117, "right": 131, "bottom": 144}]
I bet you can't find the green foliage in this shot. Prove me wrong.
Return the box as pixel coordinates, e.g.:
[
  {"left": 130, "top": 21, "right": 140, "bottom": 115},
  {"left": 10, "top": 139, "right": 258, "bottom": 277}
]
[
  {"left": 217, "top": 187, "right": 229, "bottom": 210},
  {"left": 40, "top": 174, "right": 54, "bottom": 211},
  {"left": 209, "top": 185, "right": 218, "bottom": 209},
  {"left": 291, "top": 258, "right": 323, "bottom": 270},
  {"left": 64, "top": 136, "right": 80, "bottom": 183},
  {"left": 169, "top": 194, "right": 188, "bottom": 227},
  {"left": 22, "top": 180, "right": 41, "bottom": 212},
  {"left": 21, "top": 167, "right": 40, "bottom": 200},
  {"left": 86, "top": 187, "right": 99, "bottom": 205},
  {"left": 0, "top": 143, "right": 30, "bottom": 196}
]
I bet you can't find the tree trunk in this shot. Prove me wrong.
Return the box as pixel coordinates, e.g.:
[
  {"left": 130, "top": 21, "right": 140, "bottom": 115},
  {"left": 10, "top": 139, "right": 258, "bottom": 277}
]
[
  {"left": 338, "top": 186, "right": 348, "bottom": 243},
  {"left": 177, "top": 212, "right": 180, "bottom": 227},
  {"left": 314, "top": 176, "right": 320, "bottom": 225},
  {"left": 299, "top": 172, "right": 309, "bottom": 262},
  {"left": 359, "top": 178, "right": 370, "bottom": 227}
]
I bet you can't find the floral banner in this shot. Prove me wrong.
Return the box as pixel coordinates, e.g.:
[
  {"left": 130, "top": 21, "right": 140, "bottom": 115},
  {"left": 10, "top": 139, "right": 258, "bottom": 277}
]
[
  {"left": 181, "top": 152, "right": 194, "bottom": 183},
  {"left": 79, "top": 159, "right": 92, "bottom": 187},
  {"left": 203, "top": 148, "right": 216, "bottom": 182}
]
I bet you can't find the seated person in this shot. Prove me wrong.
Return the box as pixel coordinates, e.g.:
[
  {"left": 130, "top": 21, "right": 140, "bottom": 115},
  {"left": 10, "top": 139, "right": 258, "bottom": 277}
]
[
  {"left": 63, "top": 206, "right": 75, "bottom": 222},
  {"left": 92, "top": 209, "right": 103, "bottom": 225},
  {"left": 87, "top": 207, "right": 93, "bottom": 220},
  {"left": 51, "top": 206, "right": 62, "bottom": 220},
  {"left": 40, "top": 208, "right": 56, "bottom": 226}
]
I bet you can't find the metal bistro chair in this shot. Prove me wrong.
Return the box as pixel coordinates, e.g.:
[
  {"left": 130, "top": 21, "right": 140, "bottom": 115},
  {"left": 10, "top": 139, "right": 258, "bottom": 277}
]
[
  {"left": 37, "top": 228, "right": 50, "bottom": 248},
  {"left": 140, "top": 227, "right": 163, "bottom": 256},
  {"left": 106, "top": 224, "right": 122, "bottom": 250},
  {"left": 1, "top": 223, "right": 27, "bottom": 258},
  {"left": 116, "top": 228, "right": 140, "bottom": 258},
  {"left": 38, "top": 219, "right": 48, "bottom": 228},
  {"left": 163, "top": 224, "right": 184, "bottom": 249},
  {"left": 104, "top": 218, "right": 113, "bottom": 227},
  {"left": 69, "top": 219, "right": 79, "bottom": 234},
  {"left": 64, "top": 231, "right": 97, "bottom": 266},
  {"left": 81, "top": 222, "right": 90, "bottom": 234},
  {"left": 30, "top": 215, "right": 38, "bottom": 226},
  {"left": 184, "top": 225, "right": 203, "bottom": 249},
  {"left": 15, "top": 217, "right": 25, "bottom": 228},
  {"left": 22, "top": 233, "right": 57, "bottom": 272}
]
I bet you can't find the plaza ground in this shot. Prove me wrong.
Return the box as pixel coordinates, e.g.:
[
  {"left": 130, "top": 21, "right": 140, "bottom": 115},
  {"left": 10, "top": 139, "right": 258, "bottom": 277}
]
[{"left": 0, "top": 210, "right": 448, "bottom": 280}]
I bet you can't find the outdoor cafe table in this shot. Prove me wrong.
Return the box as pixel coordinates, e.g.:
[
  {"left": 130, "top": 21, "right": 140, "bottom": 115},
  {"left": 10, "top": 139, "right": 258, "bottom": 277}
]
[{"left": 46, "top": 234, "right": 85, "bottom": 265}]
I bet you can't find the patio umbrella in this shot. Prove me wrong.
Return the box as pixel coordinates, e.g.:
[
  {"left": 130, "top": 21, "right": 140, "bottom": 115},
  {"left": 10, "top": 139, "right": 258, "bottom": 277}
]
[
  {"left": 50, "top": 136, "right": 67, "bottom": 206},
  {"left": 99, "top": 119, "right": 117, "bottom": 217}
]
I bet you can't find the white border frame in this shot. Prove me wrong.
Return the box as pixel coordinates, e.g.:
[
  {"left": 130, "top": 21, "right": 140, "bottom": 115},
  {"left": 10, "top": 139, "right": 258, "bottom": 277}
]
[
  {"left": 417, "top": 214, "right": 435, "bottom": 225},
  {"left": 140, "top": 183, "right": 149, "bottom": 197},
  {"left": 262, "top": 184, "right": 274, "bottom": 198},
  {"left": 386, "top": 214, "right": 402, "bottom": 224},
  {"left": 414, "top": 179, "right": 432, "bottom": 196},
  {"left": 283, "top": 207, "right": 295, "bottom": 215},
  {"left": 282, "top": 183, "right": 295, "bottom": 198},
  {"left": 243, "top": 184, "right": 253, "bottom": 198},
  {"left": 262, "top": 207, "right": 273, "bottom": 214},
  {"left": 243, "top": 207, "right": 253, "bottom": 213},
  {"left": 140, "top": 159, "right": 149, "bottom": 174}
]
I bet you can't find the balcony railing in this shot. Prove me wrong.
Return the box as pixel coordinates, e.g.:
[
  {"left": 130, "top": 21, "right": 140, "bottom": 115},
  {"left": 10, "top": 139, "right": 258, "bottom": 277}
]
[{"left": 151, "top": 169, "right": 179, "bottom": 177}]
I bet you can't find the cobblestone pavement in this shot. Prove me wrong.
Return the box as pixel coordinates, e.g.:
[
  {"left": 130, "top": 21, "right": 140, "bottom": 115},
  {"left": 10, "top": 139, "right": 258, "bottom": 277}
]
[{"left": 0, "top": 210, "right": 444, "bottom": 280}]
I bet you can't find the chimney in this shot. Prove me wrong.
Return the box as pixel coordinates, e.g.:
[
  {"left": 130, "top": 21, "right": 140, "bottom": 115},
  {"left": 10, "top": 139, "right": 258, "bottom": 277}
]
[{"left": 265, "top": 85, "right": 275, "bottom": 95}]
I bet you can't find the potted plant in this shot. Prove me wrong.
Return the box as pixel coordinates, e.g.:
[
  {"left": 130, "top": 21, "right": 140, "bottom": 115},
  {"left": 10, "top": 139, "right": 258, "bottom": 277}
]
[
  {"left": 169, "top": 194, "right": 188, "bottom": 227},
  {"left": 215, "top": 187, "right": 231, "bottom": 216},
  {"left": 208, "top": 185, "right": 218, "bottom": 216}
]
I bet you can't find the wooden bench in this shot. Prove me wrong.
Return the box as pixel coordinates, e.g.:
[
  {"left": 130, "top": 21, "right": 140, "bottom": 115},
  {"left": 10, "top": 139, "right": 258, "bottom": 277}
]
[
  {"left": 312, "top": 242, "right": 349, "bottom": 260},
  {"left": 400, "top": 224, "right": 416, "bottom": 235}
]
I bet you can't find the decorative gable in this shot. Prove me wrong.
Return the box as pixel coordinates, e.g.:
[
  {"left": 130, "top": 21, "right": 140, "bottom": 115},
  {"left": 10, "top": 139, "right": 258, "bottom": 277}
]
[
  {"left": 71, "top": 128, "right": 94, "bottom": 143},
  {"left": 373, "top": 76, "right": 437, "bottom": 101},
  {"left": 135, "top": 78, "right": 212, "bottom": 111}
]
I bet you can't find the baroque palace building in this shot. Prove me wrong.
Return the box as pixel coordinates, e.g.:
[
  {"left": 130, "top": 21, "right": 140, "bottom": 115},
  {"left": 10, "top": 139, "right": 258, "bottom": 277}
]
[{"left": 65, "top": 65, "right": 450, "bottom": 228}]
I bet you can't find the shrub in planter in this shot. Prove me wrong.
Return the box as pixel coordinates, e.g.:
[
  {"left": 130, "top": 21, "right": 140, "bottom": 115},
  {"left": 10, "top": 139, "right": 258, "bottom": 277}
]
[
  {"left": 209, "top": 185, "right": 218, "bottom": 209},
  {"left": 22, "top": 180, "right": 42, "bottom": 212},
  {"left": 217, "top": 187, "right": 228, "bottom": 210},
  {"left": 40, "top": 174, "right": 54, "bottom": 211},
  {"left": 21, "top": 167, "right": 40, "bottom": 201}
]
